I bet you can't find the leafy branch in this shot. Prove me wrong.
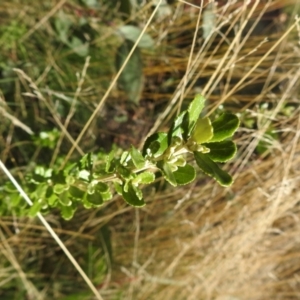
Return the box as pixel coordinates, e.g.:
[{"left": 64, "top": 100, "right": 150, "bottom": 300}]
[{"left": 2, "top": 95, "right": 239, "bottom": 220}]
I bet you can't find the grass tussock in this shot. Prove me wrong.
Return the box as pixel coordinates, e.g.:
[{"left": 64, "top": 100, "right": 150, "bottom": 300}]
[{"left": 1, "top": 0, "right": 300, "bottom": 299}]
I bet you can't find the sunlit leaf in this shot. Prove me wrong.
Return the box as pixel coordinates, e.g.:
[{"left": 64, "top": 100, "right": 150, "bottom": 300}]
[
  {"left": 133, "top": 171, "right": 155, "bottom": 185},
  {"left": 185, "top": 94, "right": 206, "bottom": 138},
  {"left": 28, "top": 201, "right": 43, "bottom": 217},
  {"left": 130, "top": 145, "right": 145, "bottom": 168},
  {"left": 60, "top": 205, "right": 76, "bottom": 220},
  {"left": 143, "top": 132, "right": 168, "bottom": 157},
  {"left": 157, "top": 161, "right": 177, "bottom": 187},
  {"left": 194, "top": 152, "right": 233, "bottom": 186},
  {"left": 191, "top": 117, "right": 213, "bottom": 144},
  {"left": 209, "top": 113, "right": 239, "bottom": 142}
]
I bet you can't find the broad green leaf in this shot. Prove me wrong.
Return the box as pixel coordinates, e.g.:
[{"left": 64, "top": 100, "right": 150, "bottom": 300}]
[
  {"left": 194, "top": 152, "right": 233, "bottom": 187},
  {"left": 157, "top": 161, "right": 177, "bottom": 187},
  {"left": 60, "top": 205, "right": 76, "bottom": 220},
  {"left": 173, "top": 164, "right": 196, "bottom": 185},
  {"left": 203, "top": 141, "right": 237, "bottom": 162},
  {"left": 130, "top": 145, "right": 146, "bottom": 168},
  {"left": 143, "top": 132, "right": 168, "bottom": 157},
  {"left": 209, "top": 113, "right": 239, "bottom": 142},
  {"left": 168, "top": 111, "right": 186, "bottom": 145},
  {"left": 190, "top": 117, "right": 213, "bottom": 144},
  {"left": 86, "top": 191, "right": 103, "bottom": 206},
  {"left": 28, "top": 201, "right": 43, "bottom": 217},
  {"left": 116, "top": 40, "right": 143, "bottom": 104},
  {"left": 117, "top": 25, "right": 155, "bottom": 49},
  {"left": 122, "top": 182, "right": 145, "bottom": 207},
  {"left": 133, "top": 171, "right": 155, "bottom": 185},
  {"left": 185, "top": 94, "right": 206, "bottom": 138},
  {"left": 68, "top": 185, "right": 85, "bottom": 199}
]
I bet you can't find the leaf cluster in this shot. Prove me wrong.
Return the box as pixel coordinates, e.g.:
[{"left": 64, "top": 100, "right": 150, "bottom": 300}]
[{"left": 2, "top": 95, "right": 239, "bottom": 220}]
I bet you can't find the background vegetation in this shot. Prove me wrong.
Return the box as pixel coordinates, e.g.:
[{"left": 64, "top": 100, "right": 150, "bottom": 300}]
[{"left": 1, "top": 0, "right": 300, "bottom": 299}]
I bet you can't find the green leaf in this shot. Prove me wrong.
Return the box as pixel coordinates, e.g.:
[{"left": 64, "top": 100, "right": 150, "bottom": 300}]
[
  {"left": 114, "top": 182, "right": 123, "bottom": 195},
  {"left": 122, "top": 182, "right": 145, "bottom": 207},
  {"left": 209, "top": 113, "right": 239, "bottom": 142},
  {"left": 194, "top": 152, "right": 233, "bottom": 187},
  {"left": 106, "top": 148, "right": 116, "bottom": 173},
  {"left": 68, "top": 185, "right": 85, "bottom": 199},
  {"left": 173, "top": 164, "right": 196, "bottom": 185},
  {"left": 185, "top": 94, "right": 206, "bottom": 138},
  {"left": 116, "top": 40, "right": 144, "bottom": 104},
  {"left": 28, "top": 201, "right": 42, "bottom": 217},
  {"left": 78, "top": 153, "right": 93, "bottom": 172},
  {"left": 58, "top": 190, "right": 72, "bottom": 206},
  {"left": 100, "top": 190, "right": 112, "bottom": 201},
  {"left": 86, "top": 191, "right": 103, "bottom": 206},
  {"left": 190, "top": 117, "right": 213, "bottom": 144},
  {"left": 118, "top": 25, "right": 155, "bottom": 49},
  {"left": 168, "top": 111, "right": 186, "bottom": 145},
  {"left": 157, "top": 161, "right": 177, "bottom": 187},
  {"left": 53, "top": 183, "right": 69, "bottom": 194},
  {"left": 95, "top": 182, "right": 109, "bottom": 193},
  {"left": 117, "top": 165, "right": 133, "bottom": 180},
  {"left": 203, "top": 141, "right": 237, "bottom": 162},
  {"left": 133, "top": 171, "right": 155, "bottom": 185},
  {"left": 142, "top": 132, "right": 168, "bottom": 157},
  {"left": 130, "top": 145, "right": 145, "bottom": 168},
  {"left": 60, "top": 205, "right": 76, "bottom": 220}
]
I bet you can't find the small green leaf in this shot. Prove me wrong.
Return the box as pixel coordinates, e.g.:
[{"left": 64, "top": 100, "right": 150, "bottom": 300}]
[
  {"left": 194, "top": 152, "right": 233, "bottom": 187},
  {"left": 28, "top": 201, "right": 43, "bottom": 217},
  {"left": 167, "top": 111, "right": 186, "bottom": 145},
  {"left": 133, "top": 171, "right": 155, "bottom": 185},
  {"left": 54, "top": 183, "right": 69, "bottom": 194},
  {"left": 86, "top": 191, "right": 103, "bottom": 206},
  {"left": 106, "top": 149, "right": 116, "bottom": 173},
  {"left": 68, "top": 186, "right": 85, "bottom": 199},
  {"left": 58, "top": 190, "right": 72, "bottom": 206},
  {"left": 78, "top": 153, "right": 93, "bottom": 172},
  {"left": 190, "top": 117, "right": 213, "bottom": 144},
  {"left": 185, "top": 94, "right": 206, "bottom": 138},
  {"left": 122, "top": 182, "right": 145, "bottom": 207},
  {"left": 95, "top": 182, "right": 109, "bottom": 193},
  {"left": 143, "top": 132, "right": 168, "bottom": 157},
  {"left": 157, "top": 161, "right": 177, "bottom": 187},
  {"left": 117, "top": 165, "right": 133, "bottom": 180},
  {"left": 203, "top": 141, "right": 237, "bottom": 162},
  {"left": 209, "top": 113, "right": 239, "bottom": 142},
  {"left": 173, "top": 164, "right": 196, "bottom": 185},
  {"left": 130, "top": 145, "right": 146, "bottom": 168},
  {"left": 60, "top": 205, "right": 76, "bottom": 220},
  {"left": 114, "top": 182, "right": 123, "bottom": 195},
  {"left": 100, "top": 190, "right": 112, "bottom": 201}
]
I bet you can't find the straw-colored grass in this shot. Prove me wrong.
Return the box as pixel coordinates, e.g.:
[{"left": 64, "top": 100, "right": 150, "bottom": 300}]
[{"left": 1, "top": 0, "right": 300, "bottom": 299}]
